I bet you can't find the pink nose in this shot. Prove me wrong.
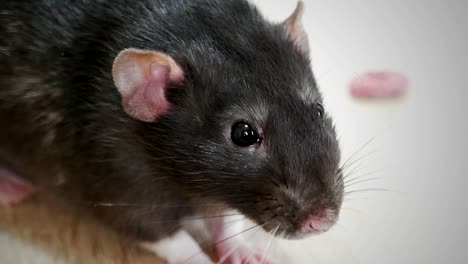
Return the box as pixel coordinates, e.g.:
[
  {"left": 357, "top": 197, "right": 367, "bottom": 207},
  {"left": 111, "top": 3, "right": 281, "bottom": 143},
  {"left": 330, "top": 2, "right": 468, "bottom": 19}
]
[
  {"left": 304, "top": 217, "right": 333, "bottom": 233},
  {"left": 302, "top": 210, "right": 336, "bottom": 234}
]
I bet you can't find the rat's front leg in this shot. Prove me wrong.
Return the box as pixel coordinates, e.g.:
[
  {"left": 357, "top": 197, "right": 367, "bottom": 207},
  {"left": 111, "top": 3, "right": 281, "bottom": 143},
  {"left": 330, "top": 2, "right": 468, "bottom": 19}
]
[
  {"left": 206, "top": 213, "right": 274, "bottom": 264},
  {"left": 141, "top": 228, "right": 213, "bottom": 264}
]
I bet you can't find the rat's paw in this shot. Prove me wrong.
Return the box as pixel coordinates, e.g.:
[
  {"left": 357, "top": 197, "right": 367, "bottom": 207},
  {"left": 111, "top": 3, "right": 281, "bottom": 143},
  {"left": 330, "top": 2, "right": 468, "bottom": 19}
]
[
  {"left": 216, "top": 243, "right": 274, "bottom": 264},
  {"left": 237, "top": 247, "right": 274, "bottom": 264},
  {"left": 0, "top": 165, "right": 35, "bottom": 206}
]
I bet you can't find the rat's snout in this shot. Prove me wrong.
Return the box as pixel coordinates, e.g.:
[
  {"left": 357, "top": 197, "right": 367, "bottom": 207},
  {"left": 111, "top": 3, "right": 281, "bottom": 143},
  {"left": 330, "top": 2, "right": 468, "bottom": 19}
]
[
  {"left": 257, "top": 168, "right": 343, "bottom": 239},
  {"left": 258, "top": 182, "right": 341, "bottom": 239},
  {"left": 242, "top": 108, "right": 343, "bottom": 239}
]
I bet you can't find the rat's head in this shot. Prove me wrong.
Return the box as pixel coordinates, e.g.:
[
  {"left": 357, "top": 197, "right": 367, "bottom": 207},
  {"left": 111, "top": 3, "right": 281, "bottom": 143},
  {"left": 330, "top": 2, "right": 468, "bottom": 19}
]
[{"left": 112, "top": 1, "right": 343, "bottom": 239}]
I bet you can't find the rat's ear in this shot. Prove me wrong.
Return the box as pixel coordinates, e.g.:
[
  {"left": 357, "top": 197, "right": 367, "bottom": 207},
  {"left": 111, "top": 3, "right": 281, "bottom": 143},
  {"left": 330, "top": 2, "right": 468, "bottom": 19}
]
[
  {"left": 281, "top": 1, "right": 309, "bottom": 54},
  {"left": 112, "top": 48, "right": 184, "bottom": 122}
]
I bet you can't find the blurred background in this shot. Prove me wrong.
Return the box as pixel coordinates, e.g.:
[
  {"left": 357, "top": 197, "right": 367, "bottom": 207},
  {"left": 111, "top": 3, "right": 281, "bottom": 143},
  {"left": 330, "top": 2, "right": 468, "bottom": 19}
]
[
  {"left": 253, "top": 0, "right": 468, "bottom": 263},
  {"left": 1, "top": 1, "right": 467, "bottom": 263}
]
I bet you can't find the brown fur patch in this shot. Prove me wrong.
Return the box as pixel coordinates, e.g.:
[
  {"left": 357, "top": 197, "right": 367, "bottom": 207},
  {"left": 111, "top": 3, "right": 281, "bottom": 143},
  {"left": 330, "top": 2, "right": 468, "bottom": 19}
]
[
  {"left": 0, "top": 192, "right": 165, "bottom": 264},
  {"left": 0, "top": 156, "right": 164, "bottom": 264}
]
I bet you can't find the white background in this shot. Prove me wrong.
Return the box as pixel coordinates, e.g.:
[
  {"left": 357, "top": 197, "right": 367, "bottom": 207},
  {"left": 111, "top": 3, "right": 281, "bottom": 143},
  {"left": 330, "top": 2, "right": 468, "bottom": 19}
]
[{"left": 254, "top": 0, "right": 468, "bottom": 263}]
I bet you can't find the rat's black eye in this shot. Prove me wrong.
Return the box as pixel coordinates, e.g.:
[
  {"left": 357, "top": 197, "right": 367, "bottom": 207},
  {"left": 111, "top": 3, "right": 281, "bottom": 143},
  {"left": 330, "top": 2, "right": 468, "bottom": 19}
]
[
  {"left": 231, "top": 122, "right": 261, "bottom": 147},
  {"left": 316, "top": 103, "right": 324, "bottom": 119}
]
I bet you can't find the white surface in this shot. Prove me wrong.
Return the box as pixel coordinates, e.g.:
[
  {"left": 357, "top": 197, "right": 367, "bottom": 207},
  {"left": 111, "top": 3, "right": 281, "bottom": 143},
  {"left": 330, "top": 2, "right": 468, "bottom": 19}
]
[
  {"left": 254, "top": 0, "right": 468, "bottom": 263},
  {"left": 0, "top": 234, "right": 64, "bottom": 264}
]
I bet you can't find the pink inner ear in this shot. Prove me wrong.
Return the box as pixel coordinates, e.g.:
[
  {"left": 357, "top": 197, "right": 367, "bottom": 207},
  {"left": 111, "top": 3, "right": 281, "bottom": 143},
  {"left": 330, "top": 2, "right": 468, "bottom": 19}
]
[
  {"left": 125, "top": 64, "right": 171, "bottom": 122},
  {"left": 145, "top": 64, "right": 171, "bottom": 115},
  {"left": 0, "top": 167, "right": 35, "bottom": 206}
]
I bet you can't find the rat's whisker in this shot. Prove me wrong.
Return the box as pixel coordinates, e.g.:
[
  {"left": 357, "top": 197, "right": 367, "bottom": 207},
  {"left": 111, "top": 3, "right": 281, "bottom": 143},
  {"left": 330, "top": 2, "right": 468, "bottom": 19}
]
[
  {"left": 212, "top": 216, "right": 275, "bottom": 247},
  {"left": 340, "top": 207, "right": 365, "bottom": 214},
  {"left": 340, "top": 137, "right": 375, "bottom": 172},
  {"left": 339, "top": 168, "right": 382, "bottom": 194},
  {"left": 342, "top": 150, "right": 377, "bottom": 176},
  {"left": 344, "top": 170, "right": 383, "bottom": 184},
  {"left": 342, "top": 161, "right": 364, "bottom": 179},
  {"left": 344, "top": 177, "right": 380, "bottom": 189},
  {"left": 184, "top": 219, "right": 272, "bottom": 264},
  {"left": 335, "top": 172, "right": 344, "bottom": 184},
  {"left": 279, "top": 230, "right": 286, "bottom": 240},
  {"left": 261, "top": 224, "right": 279, "bottom": 264},
  {"left": 223, "top": 216, "right": 251, "bottom": 227},
  {"left": 342, "top": 197, "right": 374, "bottom": 203},
  {"left": 273, "top": 229, "right": 285, "bottom": 259},
  {"left": 216, "top": 223, "right": 264, "bottom": 264},
  {"left": 341, "top": 150, "right": 375, "bottom": 179},
  {"left": 333, "top": 222, "right": 347, "bottom": 231},
  {"left": 344, "top": 188, "right": 390, "bottom": 196}
]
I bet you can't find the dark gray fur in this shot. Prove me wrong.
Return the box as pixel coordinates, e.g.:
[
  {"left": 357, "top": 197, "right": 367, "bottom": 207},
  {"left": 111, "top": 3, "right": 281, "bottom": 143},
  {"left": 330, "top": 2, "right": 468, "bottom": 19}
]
[{"left": 0, "top": 0, "right": 343, "bottom": 241}]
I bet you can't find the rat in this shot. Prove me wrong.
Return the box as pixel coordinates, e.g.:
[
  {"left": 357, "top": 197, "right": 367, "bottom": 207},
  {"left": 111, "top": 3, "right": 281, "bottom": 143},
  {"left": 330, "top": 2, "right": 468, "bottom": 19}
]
[{"left": 0, "top": 0, "right": 344, "bottom": 263}]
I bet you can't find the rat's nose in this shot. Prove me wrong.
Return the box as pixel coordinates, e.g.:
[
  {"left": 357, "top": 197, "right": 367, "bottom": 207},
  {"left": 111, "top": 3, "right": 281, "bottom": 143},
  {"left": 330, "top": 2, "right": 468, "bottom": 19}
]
[
  {"left": 302, "top": 209, "right": 336, "bottom": 234},
  {"left": 303, "top": 217, "right": 333, "bottom": 233}
]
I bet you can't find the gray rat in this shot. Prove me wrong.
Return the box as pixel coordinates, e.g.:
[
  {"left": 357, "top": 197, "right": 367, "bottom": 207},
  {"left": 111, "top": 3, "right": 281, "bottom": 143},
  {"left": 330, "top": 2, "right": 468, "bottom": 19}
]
[{"left": 0, "top": 0, "right": 343, "bottom": 263}]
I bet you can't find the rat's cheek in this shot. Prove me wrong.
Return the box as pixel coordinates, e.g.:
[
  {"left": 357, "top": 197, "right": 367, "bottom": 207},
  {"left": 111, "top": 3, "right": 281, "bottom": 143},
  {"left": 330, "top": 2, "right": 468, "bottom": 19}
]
[{"left": 0, "top": 166, "right": 35, "bottom": 206}]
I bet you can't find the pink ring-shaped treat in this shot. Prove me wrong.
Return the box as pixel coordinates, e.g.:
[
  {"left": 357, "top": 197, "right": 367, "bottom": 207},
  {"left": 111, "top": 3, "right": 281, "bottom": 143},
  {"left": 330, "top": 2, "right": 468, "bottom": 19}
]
[{"left": 350, "top": 71, "right": 408, "bottom": 99}]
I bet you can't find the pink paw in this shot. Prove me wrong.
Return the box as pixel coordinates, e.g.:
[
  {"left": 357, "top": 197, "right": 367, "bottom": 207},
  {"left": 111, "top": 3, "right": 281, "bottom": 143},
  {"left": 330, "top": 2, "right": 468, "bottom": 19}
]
[
  {"left": 217, "top": 243, "right": 274, "bottom": 264},
  {"left": 0, "top": 166, "right": 35, "bottom": 206}
]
